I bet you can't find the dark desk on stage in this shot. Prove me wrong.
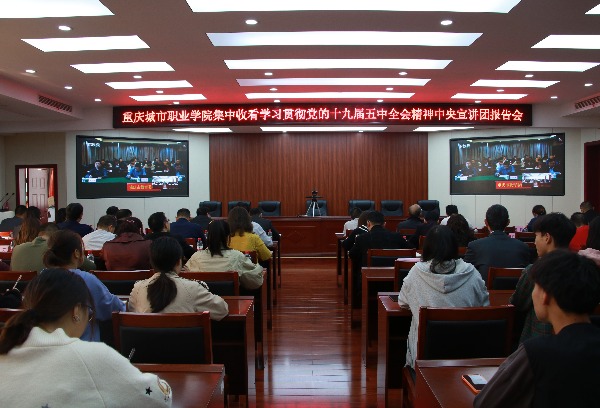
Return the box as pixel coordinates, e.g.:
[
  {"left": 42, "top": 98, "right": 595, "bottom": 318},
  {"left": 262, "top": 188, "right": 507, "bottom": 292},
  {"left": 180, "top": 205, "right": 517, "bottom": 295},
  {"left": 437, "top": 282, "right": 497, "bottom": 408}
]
[
  {"left": 415, "top": 359, "right": 503, "bottom": 408},
  {"left": 135, "top": 364, "right": 226, "bottom": 408}
]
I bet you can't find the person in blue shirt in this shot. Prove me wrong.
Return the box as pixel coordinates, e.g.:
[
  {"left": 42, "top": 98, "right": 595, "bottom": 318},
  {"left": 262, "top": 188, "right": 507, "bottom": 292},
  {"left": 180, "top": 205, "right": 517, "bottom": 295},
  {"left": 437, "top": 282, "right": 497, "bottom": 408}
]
[
  {"left": 170, "top": 208, "right": 205, "bottom": 243},
  {"left": 85, "top": 161, "right": 107, "bottom": 179},
  {"left": 496, "top": 160, "right": 515, "bottom": 176},
  {"left": 126, "top": 162, "right": 146, "bottom": 179},
  {"left": 42, "top": 229, "right": 125, "bottom": 342}
]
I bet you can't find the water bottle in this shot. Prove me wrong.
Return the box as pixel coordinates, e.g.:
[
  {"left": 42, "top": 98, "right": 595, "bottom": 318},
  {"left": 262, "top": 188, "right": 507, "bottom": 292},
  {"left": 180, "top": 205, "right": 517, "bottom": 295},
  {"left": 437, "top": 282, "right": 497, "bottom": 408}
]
[
  {"left": 267, "top": 229, "right": 272, "bottom": 237},
  {"left": 196, "top": 239, "right": 202, "bottom": 251},
  {"left": 87, "top": 253, "right": 95, "bottom": 262}
]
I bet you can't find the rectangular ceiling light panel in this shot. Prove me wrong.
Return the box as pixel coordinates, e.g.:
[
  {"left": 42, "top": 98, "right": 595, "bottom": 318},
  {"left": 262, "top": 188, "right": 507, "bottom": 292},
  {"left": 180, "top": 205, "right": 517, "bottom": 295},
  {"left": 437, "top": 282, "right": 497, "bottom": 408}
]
[
  {"left": 209, "top": 32, "right": 481, "bottom": 47},
  {"left": 22, "top": 35, "right": 149, "bottom": 52},
  {"left": 237, "top": 78, "right": 430, "bottom": 86},
  {"left": 246, "top": 92, "right": 414, "bottom": 99},
  {"left": 260, "top": 126, "right": 387, "bottom": 132},
  {"left": 188, "top": 0, "right": 520, "bottom": 13},
  {"left": 496, "top": 61, "right": 600, "bottom": 72},
  {"left": 130, "top": 94, "right": 206, "bottom": 101},
  {"left": 225, "top": 59, "right": 452, "bottom": 70},
  {"left": 1, "top": 0, "right": 112, "bottom": 18},
  {"left": 72, "top": 62, "right": 174, "bottom": 74},
  {"left": 533, "top": 35, "right": 600, "bottom": 50},
  {"left": 451, "top": 93, "right": 527, "bottom": 100},
  {"left": 471, "top": 79, "right": 558, "bottom": 88},
  {"left": 106, "top": 80, "right": 193, "bottom": 89}
]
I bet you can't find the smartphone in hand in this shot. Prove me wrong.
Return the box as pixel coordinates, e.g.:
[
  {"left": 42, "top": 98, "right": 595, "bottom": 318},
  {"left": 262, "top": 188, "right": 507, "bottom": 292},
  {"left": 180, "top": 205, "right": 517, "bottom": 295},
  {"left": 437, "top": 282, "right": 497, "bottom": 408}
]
[{"left": 462, "top": 374, "right": 487, "bottom": 394}]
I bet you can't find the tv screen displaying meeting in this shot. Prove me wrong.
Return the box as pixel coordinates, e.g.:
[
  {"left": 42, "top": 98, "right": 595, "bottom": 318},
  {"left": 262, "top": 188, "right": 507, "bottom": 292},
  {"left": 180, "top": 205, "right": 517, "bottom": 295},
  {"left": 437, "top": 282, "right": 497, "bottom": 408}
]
[
  {"left": 450, "top": 133, "right": 565, "bottom": 196},
  {"left": 76, "top": 135, "right": 189, "bottom": 199}
]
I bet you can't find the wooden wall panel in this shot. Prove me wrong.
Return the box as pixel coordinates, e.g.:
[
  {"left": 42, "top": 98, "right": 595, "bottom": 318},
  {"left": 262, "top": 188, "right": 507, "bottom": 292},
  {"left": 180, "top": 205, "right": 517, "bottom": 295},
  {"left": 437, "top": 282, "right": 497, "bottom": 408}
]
[{"left": 209, "top": 132, "right": 428, "bottom": 216}]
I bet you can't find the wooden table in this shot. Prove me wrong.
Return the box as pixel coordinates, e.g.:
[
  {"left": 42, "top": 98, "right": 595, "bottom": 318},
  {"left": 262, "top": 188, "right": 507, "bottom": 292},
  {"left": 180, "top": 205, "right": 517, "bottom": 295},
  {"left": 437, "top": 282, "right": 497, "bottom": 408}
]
[
  {"left": 415, "top": 359, "right": 504, "bottom": 408},
  {"left": 361, "top": 267, "right": 395, "bottom": 366},
  {"left": 135, "top": 363, "right": 226, "bottom": 408},
  {"left": 212, "top": 296, "right": 255, "bottom": 401}
]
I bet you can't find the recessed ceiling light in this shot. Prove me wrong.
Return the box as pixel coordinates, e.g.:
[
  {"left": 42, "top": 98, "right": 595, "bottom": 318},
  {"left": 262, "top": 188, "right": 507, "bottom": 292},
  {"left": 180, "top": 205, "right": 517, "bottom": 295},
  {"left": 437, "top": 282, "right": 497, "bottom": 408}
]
[
  {"left": 475, "top": 100, "right": 481, "bottom": 103},
  {"left": 1, "top": 0, "right": 113, "bottom": 18},
  {"left": 399, "top": 71, "right": 408, "bottom": 76},
  {"left": 188, "top": 1, "right": 520, "bottom": 13},
  {"left": 585, "top": 83, "right": 593, "bottom": 87},
  {"left": 25, "top": 69, "right": 36, "bottom": 74},
  {"left": 94, "top": 98, "right": 101, "bottom": 102},
  {"left": 226, "top": 59, "right": 451, "bottom": 70},
  {"left": 414, "top": 126, "right": 474, "bottom": 132},
  {"left": 386, "top": 87, "right": 394, "bottom": 91},
  {"left": 133, "top": 75, "right": 142, "bottom": 79},
  {"left": 129, "top": 94, "right": 206, "bottom": 102},
  {"left": 525, "top": 74, "right": 534, "bottom": 78},
  {"left": 377, "top": 99, "right": 384, "bottom": 102},
  {"left": 440, "top": 20, "right": 453, "bottom": 26},
  {"left": 269, "top": 87, "right": 277, "bottom": 91},
  {"left": 105, "top": 80, "right": 193, "bottom": 89},
  {"left": 264, "top": 72, "right": 273, "bottom": 76},
  {"left": 173, "top": 128, "right": 232, "bottom": 133},
  {"left": 72, "top": 62, "right": 174, "bottom": 74},
  {"left": 497, "top": 61, "right": 600, "bottom": 72},
  {"left": 22, "top": 35, "right": 149, "bottom": 52},
  {"left": 471, "top": 79, "right": 558, "bottom": 88},
  {"left": 208, "top": 31, "right": 481, "bottom": 47},
  {"left": 247, "top": 92, "right": 414, "bottom": 99},
  {"left": 260, "top": 126, "right": 387, "bottom": 132},
  {"left": 497, "top": 89, "right": 504, "bottom": 92},
  {"left": 237, "top": 78, "right": 429, "bottom": 86},
  {"left": 359, "top": 131, "right": 364, "bottom": 133},
  {"left": 173, "top": 101, "right": 180, "bottom": 105},
  {"left": 551, "top": 96, "right": 558, "bottom": 99},
  {"left": 452, "top": 93, "right": 527, "bottom": 100},
  {"left": 58, "top": 25, "right": 71, "bottom": 31},
  {"left": 245, "top": 19, "right": 258, "bottom": 25},
  {"left": 274, "top": 99, "right": 280, "bottom": 103},
  {"left": 64, "top": 85, "right": 73, "bottom": 90},
  {"left": 156, "top": 90, "right": 164, "bottom": 94},
  {"left": 533, "top": 35, "right": 600, "bottom": 50}
]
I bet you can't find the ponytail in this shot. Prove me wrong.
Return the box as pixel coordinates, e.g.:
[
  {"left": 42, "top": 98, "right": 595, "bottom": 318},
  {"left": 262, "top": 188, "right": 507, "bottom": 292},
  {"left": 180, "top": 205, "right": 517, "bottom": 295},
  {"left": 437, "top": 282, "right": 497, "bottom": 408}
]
[
  {"left": 0, "top": 310, "right": 37, "bottom": 354},
  {"left": 147, "top": 273, "right": 177, "bottom": 313}
]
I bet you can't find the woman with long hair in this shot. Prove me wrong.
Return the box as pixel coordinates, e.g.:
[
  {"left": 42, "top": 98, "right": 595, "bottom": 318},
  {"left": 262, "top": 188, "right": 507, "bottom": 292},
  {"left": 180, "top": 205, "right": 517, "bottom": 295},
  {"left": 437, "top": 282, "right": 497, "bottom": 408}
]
[
  {"left": 227, "top": 206, "right": 271, "bottom": 262},
  {"left": 398, "top": 225, "right": 489, "bottom": 368},
  {"left": 129, "top": 236, "right": 228, "bottom": 319},
  {"left": 102, "top": 216, "right": 151, "bottom": 270},
  {"left": 446, "top": 214, "right": 476, "bottom": 247},
  {"left": 44, "top": 230, "right": 125, "bottom": 341},
  {"left": 14, "top": 215, "right": 41, "bottom": 245},
  {"left": 185, "top": 220, "right": 263, "bottom": 289},
  {"left": 0, "top": 268, "right": 172, "bottom": 406}
]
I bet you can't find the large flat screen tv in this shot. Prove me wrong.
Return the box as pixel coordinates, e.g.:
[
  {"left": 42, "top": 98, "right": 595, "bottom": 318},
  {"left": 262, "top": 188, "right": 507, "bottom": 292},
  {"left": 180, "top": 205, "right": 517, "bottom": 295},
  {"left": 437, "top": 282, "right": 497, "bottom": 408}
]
[
  {"left": 450, "top": 133, "right": 565, "bottom": 196},
  {"left": 76, "top": 135, "right": 189, "bottom": 199}
]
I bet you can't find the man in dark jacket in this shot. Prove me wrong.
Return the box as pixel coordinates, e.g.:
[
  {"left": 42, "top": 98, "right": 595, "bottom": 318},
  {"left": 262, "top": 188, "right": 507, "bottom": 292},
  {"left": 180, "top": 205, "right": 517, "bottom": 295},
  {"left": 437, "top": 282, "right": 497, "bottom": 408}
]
[
  {"left": 249, "top": 207, "right": 280, "bottom": 241},
  {"left": 191, "top": 206, "right": 211, "bottom": 232},
  {"left": 396, "top": 204, "right": 423, "bottom": 232}
]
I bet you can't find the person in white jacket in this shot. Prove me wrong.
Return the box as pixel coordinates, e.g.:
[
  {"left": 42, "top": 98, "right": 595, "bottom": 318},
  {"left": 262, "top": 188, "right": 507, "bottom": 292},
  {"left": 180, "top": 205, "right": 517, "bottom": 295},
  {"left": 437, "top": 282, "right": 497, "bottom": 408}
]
[
  {"left": 185, "top": 219, "right": 264, "bottom": 290},
  {"left": 398, "top": 225, "right": 489, "bottom": 368},
  {"left": 0, "top": 268, "right": 172, "bottom": 407}
]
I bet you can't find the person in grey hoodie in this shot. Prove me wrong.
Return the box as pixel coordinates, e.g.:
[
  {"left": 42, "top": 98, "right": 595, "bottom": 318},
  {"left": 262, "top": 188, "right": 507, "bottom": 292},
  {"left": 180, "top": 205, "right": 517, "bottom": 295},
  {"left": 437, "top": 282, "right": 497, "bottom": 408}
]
[{"left": 398, "top": 225, "right": 489, "bottom": 368}]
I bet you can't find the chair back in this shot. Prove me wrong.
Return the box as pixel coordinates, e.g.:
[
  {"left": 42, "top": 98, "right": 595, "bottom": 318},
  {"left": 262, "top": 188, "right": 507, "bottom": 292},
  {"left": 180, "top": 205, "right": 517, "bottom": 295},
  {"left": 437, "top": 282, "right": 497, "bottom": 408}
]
[
  {"left": 515, "top": 231, "right": 535, "bottom": 242},
  {"left": 0, "top": 271, "right": 36, "bottom": 292},
  {"left": 305, "top": 200, "right": 328, "bottom": 216},
  {"left": 112, "top": 311, "right": 212, "bottom": 364},
  {"left": 0, "top": 308, "right": 22, "bottom": 327},
  {"left": 417, "top": 200, "right": 440, "bottom": 213},
  {"left": 399, "top": 228, "right": 416, "bottom": 237},
  {"left": 184, "top": 238, "right": 197, "bottom": 247},
  {"left": 504, "top": 226, "right": 516, "bottom": 233},
  {"left": 380, "top": 200, "right": 404, "bottom": 216},
  {"left": 91, "top": 270, "right": 153, "bottom": 295},
  {"left": 416, "top": 305, "right": 515, "bottom": 361},
  {"left": 394, "top": 259, "right": 419, "bottom": 291},
  {"left": 258, "top": 201, "right": 281, "bottom": 216},
  {"left": 179, "top": 271, "right": 240, "bottom": 296},
  {"left": 474, "top": 232, "right": 489, "bottom": 239},
  {"left": 458, "top": 246, "right": 468, "bottom": 257},
  {"left": 0, "top": 232, "right": 12, "bottom": 237},
  {"left": 367, "top": 248, "right": 416, "bottom": 267},
  {"left": 487, "top": 267, "right": 524, "bottom": 290},
  {"left": 228, "top": 201, "right": 251, "bottom": 213},
  {"left": 348, "top": 200, "right": 375, "bottom": 215},
  {"left": 418, "top": 235, "right": 426, "bottom": 250},
  {"left": 199, "top": 201, "right": 222, "bottom": 217}
]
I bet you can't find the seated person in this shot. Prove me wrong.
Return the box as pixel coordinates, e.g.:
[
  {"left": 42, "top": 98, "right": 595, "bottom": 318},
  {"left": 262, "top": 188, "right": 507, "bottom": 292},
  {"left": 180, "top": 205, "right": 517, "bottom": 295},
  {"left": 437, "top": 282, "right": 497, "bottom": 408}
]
[
  {"left": 169, "top": 208, "right": 206, "bottom": 245},
  {"left": 439, "top": 204, "right": 474, "bottom": 229},
  {"left": 525, "top": 204, "right": 546, "bottom": 232},
  {"left": 446, "top": 214, "right": 476, "bottom": 247},
  {"left": 43, "top": 230, "right": 125, "bottom": 341},
  {"left": 82, "top": 215, "right": 117, "bottom": 250},
  {"left": 184, "top": 220, "right": 263, "bottom": 290},
  {"left": 191, "top": 206, "right": 211, "bottom": 232},
  {"left": 569, "top": 212, "right": 589, "bottom": 252},
  {"left": 250, "top": 207, "right": 281, "bottom": 241},
  {"left": 116, "top": 208, "right": 133, "bottom": 220},
  {"left": 474, "top": 251, "right": 600, "bottom": 408},
  {"left": 545, "top": 159, "right": 561, "bottom": 176},
  {"left": 580, "top": 217, "right": 600, "bottom": 266},
  {"left": 128, "top": 236, "right": 228, "bottom": 320},
  {"left": 0, "top": 268, "right": 171, "bottom": 406},
  {"left": 396, "top": 204, "right": 424, "bottom": 232},
  {"left": 102, "top": 217, "right": 152, "bottom": 271},
  {"left": 495, "top": 160, "right": 515, "bottom": 176},
  {"left": 341, "top": 207, "right": 362, "bottom": 236},
  {"left": 227, "top": 207, "right": 272, "bottom": 262},
  {"left": 399, "top": 225, "right": 489, "bottom": 368},
  {"left": 456, "top": 160, "right": 477, "bottom": 178},
  {"left": 84, "top": 161, "right": 107, "bottom": 179},
  {"left": 146, "top": 212, "right": 195, "bottom": 261},
  {"left": 58, "top": 203, "right": 94, "bottom": 238},
  {"left": 342, "top": 211, "right": 371, "bottom": 251},
  {"left": 126, "top": 163, "right": 146, "bottom": 179},
  {"left": 409, "top": 209, "right": 439, "bottom": 248},
  {"left": 0, "top": 205, "right": 26, "bottom": 233}
]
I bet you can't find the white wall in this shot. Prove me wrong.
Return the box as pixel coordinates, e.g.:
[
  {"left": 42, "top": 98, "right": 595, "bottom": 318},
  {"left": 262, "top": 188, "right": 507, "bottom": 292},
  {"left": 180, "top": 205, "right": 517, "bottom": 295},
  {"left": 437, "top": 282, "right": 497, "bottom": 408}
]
[
  {"left": 65, "top": 130, "right": 210, "bottom": 228},
  {"left": 428, "top": 127, "right": 584, "bottom": 228}
]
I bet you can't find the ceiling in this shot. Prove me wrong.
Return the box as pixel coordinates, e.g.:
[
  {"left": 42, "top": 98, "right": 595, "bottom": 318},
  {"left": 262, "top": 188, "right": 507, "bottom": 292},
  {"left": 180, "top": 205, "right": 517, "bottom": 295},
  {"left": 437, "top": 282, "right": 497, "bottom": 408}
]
[{"left": 1, "top": 0, "right": 600, "bottom": 129}]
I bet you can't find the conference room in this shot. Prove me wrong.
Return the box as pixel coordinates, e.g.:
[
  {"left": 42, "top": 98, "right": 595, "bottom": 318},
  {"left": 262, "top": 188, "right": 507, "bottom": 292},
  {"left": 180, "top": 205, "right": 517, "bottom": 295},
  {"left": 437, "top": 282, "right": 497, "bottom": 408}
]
[{"left": 1, "top": 1, "right": 600, "bottom": 407}]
